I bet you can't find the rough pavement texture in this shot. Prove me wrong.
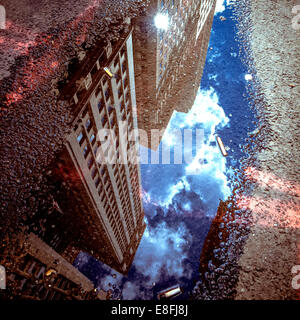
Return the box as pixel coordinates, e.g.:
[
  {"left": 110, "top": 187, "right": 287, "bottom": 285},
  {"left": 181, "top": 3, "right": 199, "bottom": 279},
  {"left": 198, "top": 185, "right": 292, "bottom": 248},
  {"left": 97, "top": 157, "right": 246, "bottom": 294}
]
[
  {"left": 0, "top": 0, "right": 147, "bottom": 80},
  {"left": 0, "top": 0, "right": 148, "bottom": 242},
  {"left": 192, "top": 198, "right": 252, "bottom": 300},
  {"left": 193, "top": 0, "right": 299, "bottom": 300},
  {"left": 234, "top": 0, "right": 300, "bottom": 300}
]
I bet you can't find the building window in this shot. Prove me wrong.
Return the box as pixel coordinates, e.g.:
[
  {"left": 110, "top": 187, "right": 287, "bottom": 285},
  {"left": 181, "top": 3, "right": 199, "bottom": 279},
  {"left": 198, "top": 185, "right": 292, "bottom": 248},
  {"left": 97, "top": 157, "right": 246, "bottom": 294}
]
[
  {"left": 85, "top": 119, "right": 92, "bottom": 131},
  {"left": 100, "top": 192, "right": 105, "bottom": 202},
  {"left": 95, "top": 176, "right": 101, "bottom": 188},
  {"left": 94, "top": 145, "right": 99, "bottom": 156},
  {"left": 98, "top": 99, "right": 104, "bottom": 112},
  {"left": 87, "top": 157, "right": 94, "bottom": 169},
  {"left": 77, "top": 131, "right": 84, "bottom": 145},
  {"left": 110, "top": 116, "right": 116, "bottom": 127},
  {"left": 121, "top": 60, "right": 127, "bottom": 74},
  {"left": 101, "top": 116, "right": 107, "bottom": 126},
  {"left": 107, "top": 106, "right": 113, "bottom": 115},
  {"left": 90, "top": 134, "right": 96, "bottom": 144},
  {"left": 83, "top": 146, "right": 89, "bottom": 158},
  {"left": 91, "top": 167, "right": 97, "bottom": 179},
  {"left": 115, "top": 69, "right": 121, "bottom": 81},
  {"left": 123, "top": 77, "right": 129, "bottom": 89},
  {"left": 105, "top": 88, "right": 111, "bottom": 100}
]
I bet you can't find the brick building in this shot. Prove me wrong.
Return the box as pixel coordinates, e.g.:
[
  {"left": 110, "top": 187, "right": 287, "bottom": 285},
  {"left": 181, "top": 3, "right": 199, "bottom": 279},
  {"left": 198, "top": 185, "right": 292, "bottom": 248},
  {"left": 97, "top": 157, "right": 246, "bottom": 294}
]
[
  {"left": 133, "top": 0, "right": 216, "bottom": 149},
  {"left": 56, "top": 28, "right": 146, "bottom": 275}
]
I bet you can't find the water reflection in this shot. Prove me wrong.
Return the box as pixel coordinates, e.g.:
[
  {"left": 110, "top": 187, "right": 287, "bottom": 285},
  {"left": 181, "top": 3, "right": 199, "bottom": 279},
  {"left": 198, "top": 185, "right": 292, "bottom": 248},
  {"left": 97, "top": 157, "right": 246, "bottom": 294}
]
[
  {"left": 0, "top": 0, "right": 246, "bottom": 301},
  {"left": 134, "top": 0, "right": 216, "bottom": 150},
  {"left": 154, "top": 13, "right": 169, "bottom": 30}
]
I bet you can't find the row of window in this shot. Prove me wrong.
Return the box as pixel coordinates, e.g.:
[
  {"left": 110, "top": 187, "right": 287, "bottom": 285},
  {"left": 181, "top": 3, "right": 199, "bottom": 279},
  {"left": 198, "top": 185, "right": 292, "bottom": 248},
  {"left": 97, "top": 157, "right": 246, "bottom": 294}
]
[
  {"left": 75, "top": 115, "right": 126, "bottom": 253},
  {"left": 71, "top": 42, "right": 140, "bottom": 253}
]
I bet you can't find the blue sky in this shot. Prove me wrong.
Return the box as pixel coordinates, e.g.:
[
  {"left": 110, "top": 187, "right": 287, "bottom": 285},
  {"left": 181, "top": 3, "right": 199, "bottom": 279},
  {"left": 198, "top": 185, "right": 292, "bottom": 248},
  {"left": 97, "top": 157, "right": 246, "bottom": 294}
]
[{"left": 74, "top": 0, "right": 255, "bottom": 300}]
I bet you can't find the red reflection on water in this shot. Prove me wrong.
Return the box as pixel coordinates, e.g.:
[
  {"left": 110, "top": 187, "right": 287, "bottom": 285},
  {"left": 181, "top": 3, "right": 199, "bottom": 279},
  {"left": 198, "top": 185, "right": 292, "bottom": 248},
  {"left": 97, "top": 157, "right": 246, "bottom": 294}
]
[
  {"left": 236, "top": 195, "right": 300, "bottom": 229},
  {"left": 237, "top": 167, "right": 300, "bottom": 298},
  {"left": 2, "top": 0, "right": 102, "bottom": 105},
  {"left": 236, "top": 167, "right": 300, "bottom": 229},
  {"left": 244, "top": 167, "right": 300, "bottom": 197},
  {"left": 51, "top": 61, "right": 59, "bottom": 69}
]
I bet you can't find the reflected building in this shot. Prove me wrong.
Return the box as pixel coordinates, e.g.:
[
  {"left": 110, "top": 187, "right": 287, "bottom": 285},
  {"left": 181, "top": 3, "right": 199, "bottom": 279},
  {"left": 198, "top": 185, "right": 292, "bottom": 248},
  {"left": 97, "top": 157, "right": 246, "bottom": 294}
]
[
  {"left": 0, "top": 233, "right": 108, "bottom": 300},
  {"left": 56, "top": 28, "right": 146, "bottom": 275},
  {"left": 194, "top": 199, "right": 249, "bottom": 299},
  {"left": 133, "top": 0, "right": 216, "bottom": 149}
]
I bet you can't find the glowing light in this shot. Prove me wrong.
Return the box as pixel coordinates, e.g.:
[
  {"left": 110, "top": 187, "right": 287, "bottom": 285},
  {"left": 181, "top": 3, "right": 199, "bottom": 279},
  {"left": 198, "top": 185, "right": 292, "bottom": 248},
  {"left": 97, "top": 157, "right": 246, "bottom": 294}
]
[
  {"left": 104, "top": 67, "right": 113, "bottom": 78},
  {"left": 245, "top": 74, "right": 253, "bottom": 81},
  {"left": 45, "top": 269, "right": 57, "bottom": 276},
  {"left": 216, "top": 136, "right": 228, "bottom": 157},
  {"left": 154, "top": 13, "right": 169, "bottom": 30},
  {"left": 164, "top": 287, "right": 182, "bottom": 298}
]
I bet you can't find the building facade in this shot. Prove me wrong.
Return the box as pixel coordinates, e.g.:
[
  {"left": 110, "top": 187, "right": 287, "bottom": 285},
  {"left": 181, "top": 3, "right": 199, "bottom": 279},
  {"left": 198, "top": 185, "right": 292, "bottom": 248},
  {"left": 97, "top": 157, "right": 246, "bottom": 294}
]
[
  {"left": 56, "top": 28, "right": 146, "bottom": 275},
  {"left": 133, "top": 0, "right": 216, "bottom": 149},
  {"left": 0, "top": 233, "right": 108, "bottom": 300}
]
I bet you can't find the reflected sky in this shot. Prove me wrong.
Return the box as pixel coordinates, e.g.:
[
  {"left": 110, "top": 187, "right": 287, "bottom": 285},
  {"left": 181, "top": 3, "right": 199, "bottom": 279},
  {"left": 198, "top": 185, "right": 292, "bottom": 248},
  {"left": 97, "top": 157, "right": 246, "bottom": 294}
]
[{"left": 74, "top": 0, "right": 255, "bottom": 300}]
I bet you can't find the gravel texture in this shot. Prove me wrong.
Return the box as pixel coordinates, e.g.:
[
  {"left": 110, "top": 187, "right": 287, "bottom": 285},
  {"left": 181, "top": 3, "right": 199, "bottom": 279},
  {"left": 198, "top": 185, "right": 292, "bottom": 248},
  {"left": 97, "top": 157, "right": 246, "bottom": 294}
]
[
  {"left": 193, "top": 0, "right": 300, "bottom": 300},
  {"left": 1, "top": 0, "right": 299, "bottom": 301},
  {"left": 0, "top": 0, "right": 148, "bottom": 243},
  {"left": 234, "top": 0, "right": 300, "bottom": 300}
]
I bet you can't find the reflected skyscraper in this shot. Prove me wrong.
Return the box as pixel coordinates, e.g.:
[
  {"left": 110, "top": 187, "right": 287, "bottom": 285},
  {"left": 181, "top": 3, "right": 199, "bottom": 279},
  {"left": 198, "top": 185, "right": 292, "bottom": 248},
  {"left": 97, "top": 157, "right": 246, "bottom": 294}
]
[
  {"left": 133, "top": 0, "right": 216, "bottom": 149},
  {"left": 0, "top": 0, "right": 218, "bottom": 300},
  {"left": 56, "top": 28, "right": 146, "bottom": 275}
]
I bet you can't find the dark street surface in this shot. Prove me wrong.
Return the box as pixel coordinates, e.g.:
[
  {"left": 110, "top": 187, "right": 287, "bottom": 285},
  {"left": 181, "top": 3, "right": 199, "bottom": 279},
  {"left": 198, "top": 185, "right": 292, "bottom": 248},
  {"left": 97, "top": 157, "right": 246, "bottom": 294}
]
[{"left": 0, "top": 0, "right": 299, "bottom": 301}]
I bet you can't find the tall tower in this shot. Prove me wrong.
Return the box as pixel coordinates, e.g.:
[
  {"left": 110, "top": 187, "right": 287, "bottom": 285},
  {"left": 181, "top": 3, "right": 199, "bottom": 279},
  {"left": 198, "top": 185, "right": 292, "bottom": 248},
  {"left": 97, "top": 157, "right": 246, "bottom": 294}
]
[
  {"left": 133, "top": 0, "right": 216, "bottom": 149},
  {"left": 56, "top": 28, "right": 146, "bottom": 275}
]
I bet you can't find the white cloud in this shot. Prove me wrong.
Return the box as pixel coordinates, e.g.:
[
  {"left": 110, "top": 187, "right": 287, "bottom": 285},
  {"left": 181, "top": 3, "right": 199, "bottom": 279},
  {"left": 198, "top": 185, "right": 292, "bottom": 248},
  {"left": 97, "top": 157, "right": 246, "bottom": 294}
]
[
  {"left": 122, "top": 220, "right": 192, "bottom": 300},
  {"left": 122, "top": 282, "right": 142, "bottom": 300},
  {"left": 135, "top": 221, "right": 190, "bottom": 279},
  {"left": 159, "top": 88, "right": 231, "bottom": 209},
  {"left": 214, "top": 0, "right": 226, "bottom": 14},
  {"left": 159, "top": 177, "right": 191, "bottom": 207},
  {"left": 208, "top": 74, "right": 218, "bottom": 81},
  {"left": 95, "top": 88, "right": 232, "bottom": 300}
]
